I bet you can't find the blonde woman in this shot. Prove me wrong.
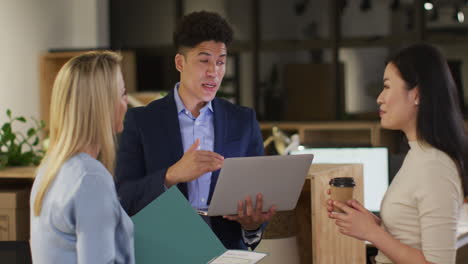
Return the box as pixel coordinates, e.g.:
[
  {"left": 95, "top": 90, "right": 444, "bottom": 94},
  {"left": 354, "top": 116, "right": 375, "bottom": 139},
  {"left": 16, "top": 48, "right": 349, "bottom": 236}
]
[{"left": 30, "top": 51, "right": 134, "bottom": 264}]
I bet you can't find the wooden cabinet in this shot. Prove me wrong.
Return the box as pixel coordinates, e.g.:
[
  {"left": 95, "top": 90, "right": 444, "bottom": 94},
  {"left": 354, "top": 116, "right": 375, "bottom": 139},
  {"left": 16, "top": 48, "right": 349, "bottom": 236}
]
[
  {"left": 0, "top": 189, "right": 29, "bottom": 241},
  {"left": 0, "top": 167, "right": 35, "bottom": 241},
  {"left": 39, "top": 51, "right": 137, "bottom": 129}
]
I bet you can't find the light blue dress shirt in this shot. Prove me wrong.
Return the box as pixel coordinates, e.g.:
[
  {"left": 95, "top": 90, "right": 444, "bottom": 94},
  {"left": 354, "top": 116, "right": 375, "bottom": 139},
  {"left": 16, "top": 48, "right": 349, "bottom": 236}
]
[
  {"left": 174, "top": 83, "right": 214, "bottom": 210},
  {"left": 30, "top": 153, "right": 135, "bottom": 264}
]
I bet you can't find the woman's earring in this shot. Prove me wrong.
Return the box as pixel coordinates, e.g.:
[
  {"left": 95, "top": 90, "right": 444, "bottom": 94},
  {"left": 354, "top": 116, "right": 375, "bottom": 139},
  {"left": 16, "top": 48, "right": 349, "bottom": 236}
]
[{"left": 415, "top": 101, "right": 419, "bottom": 106}]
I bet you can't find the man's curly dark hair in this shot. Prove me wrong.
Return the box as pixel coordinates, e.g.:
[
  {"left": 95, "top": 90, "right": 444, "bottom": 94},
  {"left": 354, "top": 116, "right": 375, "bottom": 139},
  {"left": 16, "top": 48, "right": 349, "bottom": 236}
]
[{"left": 173, "top": 11, "right": 233, "bottom": 53}]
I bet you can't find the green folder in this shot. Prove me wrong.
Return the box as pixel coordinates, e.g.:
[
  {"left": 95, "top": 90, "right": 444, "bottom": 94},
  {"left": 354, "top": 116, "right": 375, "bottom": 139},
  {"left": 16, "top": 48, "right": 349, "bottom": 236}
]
[{"left": 132, "top": 187, "right": 226, "bottom": 264}]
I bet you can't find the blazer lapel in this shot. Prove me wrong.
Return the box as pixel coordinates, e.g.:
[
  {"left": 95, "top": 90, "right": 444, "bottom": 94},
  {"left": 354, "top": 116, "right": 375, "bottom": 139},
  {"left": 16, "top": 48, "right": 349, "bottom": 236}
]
[{"left": 161, "top": 91, "right": 188, "bottom": 197}]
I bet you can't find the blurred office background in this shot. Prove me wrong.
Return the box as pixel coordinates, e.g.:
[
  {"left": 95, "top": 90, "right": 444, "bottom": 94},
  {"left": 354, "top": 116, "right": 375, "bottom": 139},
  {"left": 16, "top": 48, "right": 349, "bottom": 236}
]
[
  {"left": 1, "top": 1, "right": 468, "bottom": 263},
  {"left": 2, "top": 0, "right": 468, "bottom": 125}
]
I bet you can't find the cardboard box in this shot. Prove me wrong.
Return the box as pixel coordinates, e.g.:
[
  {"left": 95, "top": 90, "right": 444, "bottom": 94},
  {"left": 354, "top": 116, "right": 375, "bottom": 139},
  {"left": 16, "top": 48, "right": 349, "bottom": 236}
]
[{"left": 0, "top": 188, "right": 29, "bottom": 241}]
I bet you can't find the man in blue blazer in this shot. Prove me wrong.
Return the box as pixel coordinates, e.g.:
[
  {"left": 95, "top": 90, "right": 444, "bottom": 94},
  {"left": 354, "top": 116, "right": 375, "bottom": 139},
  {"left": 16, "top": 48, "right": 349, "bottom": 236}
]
[{"left": 115, "top": 11, "right": 276, "bottom": 250}]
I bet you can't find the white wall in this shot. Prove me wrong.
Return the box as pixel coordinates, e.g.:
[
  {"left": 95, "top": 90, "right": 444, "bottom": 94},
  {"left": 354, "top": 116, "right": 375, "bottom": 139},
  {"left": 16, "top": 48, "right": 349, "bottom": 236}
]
[{"left": 0, "top": 0, "right": 108, "bottom": 127}]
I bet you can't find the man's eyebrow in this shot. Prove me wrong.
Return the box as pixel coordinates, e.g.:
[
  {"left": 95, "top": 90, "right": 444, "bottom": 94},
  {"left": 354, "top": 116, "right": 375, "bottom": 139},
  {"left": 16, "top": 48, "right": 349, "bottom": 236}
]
[
  {"left": 198, "top": 52, "right": 212, "bottom": 56},
  {"left": 197, "top": 52, "right": 227, "bottom": 58}
]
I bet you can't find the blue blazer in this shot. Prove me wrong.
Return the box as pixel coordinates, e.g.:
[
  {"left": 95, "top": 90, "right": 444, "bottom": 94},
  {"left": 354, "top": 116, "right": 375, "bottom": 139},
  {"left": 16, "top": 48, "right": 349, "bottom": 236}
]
[{"left": 115, "top": 90, "right": 264, "bottom": 249}]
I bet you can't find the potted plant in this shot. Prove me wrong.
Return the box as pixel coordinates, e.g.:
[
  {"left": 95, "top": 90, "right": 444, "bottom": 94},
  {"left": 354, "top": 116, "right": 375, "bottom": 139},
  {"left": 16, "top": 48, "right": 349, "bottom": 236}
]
[{"left": 0, "top": 109, "right": 45, "bottom": 169}]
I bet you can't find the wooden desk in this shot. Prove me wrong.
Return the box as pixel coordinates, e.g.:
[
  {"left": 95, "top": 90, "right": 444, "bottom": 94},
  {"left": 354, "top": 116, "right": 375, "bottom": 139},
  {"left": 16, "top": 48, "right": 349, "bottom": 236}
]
[{"left": 0, "top": 166, "right": 36, "bottom": 180}]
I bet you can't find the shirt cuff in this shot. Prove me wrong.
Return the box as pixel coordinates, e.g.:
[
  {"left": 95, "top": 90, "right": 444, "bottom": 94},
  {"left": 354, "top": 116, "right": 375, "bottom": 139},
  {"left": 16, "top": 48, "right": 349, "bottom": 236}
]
[{"left": 242, "top": 228, "right": 263, "bottom": 246}]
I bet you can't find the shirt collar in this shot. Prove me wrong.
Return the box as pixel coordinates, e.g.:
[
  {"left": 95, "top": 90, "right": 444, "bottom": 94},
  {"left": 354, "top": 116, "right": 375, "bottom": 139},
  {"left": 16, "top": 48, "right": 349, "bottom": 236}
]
[{"left": 173, "top": 83, "right": 214, "bottom": 114}]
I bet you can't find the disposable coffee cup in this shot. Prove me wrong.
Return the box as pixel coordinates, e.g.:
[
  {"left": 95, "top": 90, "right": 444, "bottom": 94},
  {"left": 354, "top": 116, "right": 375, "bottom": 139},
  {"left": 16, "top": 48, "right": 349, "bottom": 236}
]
[{"left": 329, "top": 177, "right": 355, "bottom": 213}]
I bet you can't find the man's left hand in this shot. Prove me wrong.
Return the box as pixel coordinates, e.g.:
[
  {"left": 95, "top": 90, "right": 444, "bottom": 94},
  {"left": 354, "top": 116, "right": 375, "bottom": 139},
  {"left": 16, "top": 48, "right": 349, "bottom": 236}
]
[{"left": 223, "top": 193, "right": 277, "bottom": 231}]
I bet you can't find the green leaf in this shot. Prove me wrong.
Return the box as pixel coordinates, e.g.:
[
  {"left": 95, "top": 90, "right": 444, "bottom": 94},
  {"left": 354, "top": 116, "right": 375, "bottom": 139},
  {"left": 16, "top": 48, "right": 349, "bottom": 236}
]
[
  {"left": 9, "top": 144, "right": 19, "bottom": 155},
  {"left": 4, "top": 133, "right": 14, "bottom": 142},
  {"left": 2, "top": 123, "right": 11, "bottom": 133},
  {"left": 32, "top": 154, "right": 43, "bottom": 165},
  {"left": 6, "top": 109, "right": 11, "bottom": 118},
  {"left": 40, "top": 120, "right": 46, "bottom": 128},
  {"left": 27, "top": 128, "right": 35, "bottom": 137},
  {"left": 32, "top": 136, "right": 39, "bottom": 146},
  {"left": 16, "top": 117, "right": 26, "bottom": 123},
  {"left": 20, "top": 151, "right": 34, "bottom": 164}
]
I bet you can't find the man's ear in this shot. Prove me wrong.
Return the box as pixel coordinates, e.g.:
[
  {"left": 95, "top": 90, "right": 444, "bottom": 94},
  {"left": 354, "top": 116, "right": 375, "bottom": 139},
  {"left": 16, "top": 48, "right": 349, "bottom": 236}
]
[
  {"left": 411, "top": 86, "right": 420, "bottom": 106},
  {"left": 175, "top": 54, "right": 184, "bottom": 73}
]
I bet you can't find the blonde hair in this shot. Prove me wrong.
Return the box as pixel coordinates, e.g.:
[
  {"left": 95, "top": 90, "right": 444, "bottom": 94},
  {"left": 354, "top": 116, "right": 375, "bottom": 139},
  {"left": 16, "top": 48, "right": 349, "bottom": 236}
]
[{"left": 33, "top": 51, "right": 122, "bottom": 216}]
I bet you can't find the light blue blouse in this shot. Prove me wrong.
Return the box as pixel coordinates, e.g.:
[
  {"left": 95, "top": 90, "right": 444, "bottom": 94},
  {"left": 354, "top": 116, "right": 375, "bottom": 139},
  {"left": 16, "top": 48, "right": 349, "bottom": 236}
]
[{"left": 30, "top": 153, "right": 134, "bottom": 264}]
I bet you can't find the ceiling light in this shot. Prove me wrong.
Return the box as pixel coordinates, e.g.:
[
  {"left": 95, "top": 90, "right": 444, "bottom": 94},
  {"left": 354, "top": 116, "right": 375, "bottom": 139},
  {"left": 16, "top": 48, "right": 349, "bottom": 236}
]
[
  {"left": 424, "top": 1, "right": 434, "bottom": 11},
  {"left": 453, "top": 6, "right": 464, "bottom": 23},
  {"left": 459, "top": 12, "right": 465, "bottom": 23}
]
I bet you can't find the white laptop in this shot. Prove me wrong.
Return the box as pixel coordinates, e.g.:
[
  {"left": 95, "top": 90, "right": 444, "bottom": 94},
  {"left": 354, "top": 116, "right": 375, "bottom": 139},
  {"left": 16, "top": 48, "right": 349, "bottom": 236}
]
[{"left": 201, "top": 154, "right": 314, "bottom": 216}]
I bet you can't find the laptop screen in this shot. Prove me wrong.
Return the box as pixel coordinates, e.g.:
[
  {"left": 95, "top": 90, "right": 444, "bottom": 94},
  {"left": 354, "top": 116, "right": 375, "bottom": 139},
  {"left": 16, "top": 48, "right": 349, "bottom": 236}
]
[{"left": 291, "top": 147, "right": 389, "bottom": 213}]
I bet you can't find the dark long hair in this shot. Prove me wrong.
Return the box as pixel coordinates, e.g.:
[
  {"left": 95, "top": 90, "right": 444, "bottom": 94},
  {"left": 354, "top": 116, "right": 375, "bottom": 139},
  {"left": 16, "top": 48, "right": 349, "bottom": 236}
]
[{"left": 387, "top": 43, "right": 468, "bottom": 198}]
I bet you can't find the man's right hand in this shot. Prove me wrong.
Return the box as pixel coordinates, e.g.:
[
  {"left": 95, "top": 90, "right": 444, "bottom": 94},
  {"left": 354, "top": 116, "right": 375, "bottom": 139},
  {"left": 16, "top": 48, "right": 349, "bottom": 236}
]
[{"left": 165, "top": 139, "right": 224, "bottom": 187}]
